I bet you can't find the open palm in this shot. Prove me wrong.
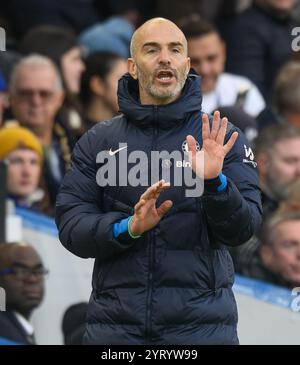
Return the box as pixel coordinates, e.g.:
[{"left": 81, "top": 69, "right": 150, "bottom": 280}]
[{"left": 186, "top": 111, "right": 238, "bottom": 179}]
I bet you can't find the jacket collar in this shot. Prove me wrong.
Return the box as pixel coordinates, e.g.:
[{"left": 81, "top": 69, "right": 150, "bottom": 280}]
[{"left": 118, "top": 70, "right": 202, "bottom": 129}]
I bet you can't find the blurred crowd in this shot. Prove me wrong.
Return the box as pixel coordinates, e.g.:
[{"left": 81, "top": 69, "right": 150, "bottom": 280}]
[{"left": 1, "top": 0, "right": 300, "bottom": 344}]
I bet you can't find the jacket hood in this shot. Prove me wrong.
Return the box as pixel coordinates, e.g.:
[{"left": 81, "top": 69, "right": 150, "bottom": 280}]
[{"left": 118, "top": 70, "right": 202, "bottom": 129}]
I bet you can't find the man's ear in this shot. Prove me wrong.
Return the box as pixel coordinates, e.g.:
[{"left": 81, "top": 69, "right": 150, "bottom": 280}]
[
  {"left": 186, "top": 57, "right": 191, "bottom": 76},
  {"left": 128, "top": 58, "right": 138, "bottom": 80}
]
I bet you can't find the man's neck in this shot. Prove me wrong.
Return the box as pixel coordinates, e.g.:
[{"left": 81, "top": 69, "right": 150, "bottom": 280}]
[
  {"left": 30, "top": 125, "right": 53, "bottom": 146},
  {"left": 139, "top": 87, "right": 181, "bottom": 106}
]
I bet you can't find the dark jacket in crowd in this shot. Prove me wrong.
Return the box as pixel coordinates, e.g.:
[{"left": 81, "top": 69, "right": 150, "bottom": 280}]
[
  {"left": 220, "top": 4, "right": 294, "bottom": 100},
  {"left": 0, "top": 311, "right": 35, "bottom": 345},
  {"left": 55, "top": 72, "right": 262, "bottom": 345}
]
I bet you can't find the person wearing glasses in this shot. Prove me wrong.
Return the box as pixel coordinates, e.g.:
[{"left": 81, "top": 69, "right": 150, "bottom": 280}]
[
  {"left": 8, "top": 55, "right": 75, "bottom": 208},
  {"left": 0, "top": 242, "right": 48, "bottom": 345}
]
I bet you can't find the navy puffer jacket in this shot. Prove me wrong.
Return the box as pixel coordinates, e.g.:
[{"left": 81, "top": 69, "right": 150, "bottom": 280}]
[{"left": 55, "top": 72, "right": 262, "bottom": 345}]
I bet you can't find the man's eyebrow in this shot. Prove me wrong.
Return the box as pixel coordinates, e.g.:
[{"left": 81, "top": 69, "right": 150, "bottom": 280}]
[
  {"left": 142, "top": 42, "right": 184, "bottom": 50},
  {"left": 169, "top": 42, "right": 184, "bottom": 48},
  {"left": 142, "top": 42, "right": 160, "bottom": 49}
]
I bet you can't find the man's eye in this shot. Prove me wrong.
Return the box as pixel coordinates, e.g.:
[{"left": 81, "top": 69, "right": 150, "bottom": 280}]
[
  {"left": 147, "top": 49, "right": 156, "bottom": 54},
  {"left": 172, "top": 48, "right": 180, "bottom": 53}
]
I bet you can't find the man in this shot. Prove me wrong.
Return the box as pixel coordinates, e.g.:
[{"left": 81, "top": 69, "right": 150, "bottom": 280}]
[
  {"left": 257, "top": 62, "right": 300, "bottom": 130},
  {"left": 0, "top": 122, "right": 47, "bottom": 213},
  {"left": 236, "top": 206, "right": 300, "bottom": 289},
  {"left": 9, "top": 54, "right": 75, "bottom": 206},
  {"left": 179, "top": 14, "right": 265, "bottom": 118},
  {"left": 220, "top": 0, "right": 295, "bottom": 100},
  {"left": 0, "top": 242, "right": 47, "bottom": 344},
  {"left": 273, "top": 61, "right": 300, "bottom": 127},
  {"left": 254, "top": 123, "right": 300, "bottom": 217},
  {"left": 56, "top": 18, "right": 262, "bottom": 345}
]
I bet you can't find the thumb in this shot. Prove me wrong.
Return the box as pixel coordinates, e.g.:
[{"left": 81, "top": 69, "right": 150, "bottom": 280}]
[{"left": 157, "top": 200, "right": 173, "bottom": 218}]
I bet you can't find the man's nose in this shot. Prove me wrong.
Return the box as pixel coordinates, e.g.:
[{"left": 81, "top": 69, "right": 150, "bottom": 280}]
[
  {"left": 30, "top": 92, "right": 43, "bottom": 106},
  {"left": 198, "top": 62, "right": 211, "bottom": 76},
  {"left": 158, "top": 48, "right": 171, "bottom": 65}
]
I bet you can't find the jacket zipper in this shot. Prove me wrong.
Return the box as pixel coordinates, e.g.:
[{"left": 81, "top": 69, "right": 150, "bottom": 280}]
[
  {"left": 145, "top": 230, "right": 155, "bottom": 343},
  {"left": 198, "top": 200, "right": 216, "bottom": 294},
  {"left": 145, "top": 106, "right": 159, "bottom": 343}
]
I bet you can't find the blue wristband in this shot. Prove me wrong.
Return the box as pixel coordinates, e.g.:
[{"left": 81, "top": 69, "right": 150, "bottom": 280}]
[
  {"left": 113, "top": 216, "right": 142, "bottom": 239},
  {"left": 113, "top": 217, "right": 130, "bottom": 238},
  {"left": 217, "top": 173, "right": 227, "bottom": 192}
]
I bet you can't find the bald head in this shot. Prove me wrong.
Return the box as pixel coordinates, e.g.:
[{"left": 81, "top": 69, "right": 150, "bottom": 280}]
[
  {"left": 0, "top": 242, "right": 32, "bottom": 268},
  {"left": 130, "top": 18, "right": 188, "bottom": 59},
  {"left": 0, "top": 242, "right": 44, "bottom": 318}
]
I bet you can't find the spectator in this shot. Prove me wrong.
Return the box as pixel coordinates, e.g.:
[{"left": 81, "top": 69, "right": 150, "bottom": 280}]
[
  {"left": 179, "top": 14, "right": 265, "bottom": 117},
  {"left": 19, "top": 26, "right": 85, "bottom": 96},
  {"left": 19, "top": 26, "right": 86, "bottom": 137},
  {"left": 273, "top": 61, "right": 300, "bottom": 127},
  {"left": 62, "top": 302, "right": 88, "bottom": 345},
  {"left": 220, "top": 0, "right": 296, "bottom": 100},
  {"left": 9, "top": 55, "right": 75, "bottom": 205},
  {"left": 257, "top": 61, "right": 300, "bottom": 130},
  {"left": 0, "top": 122, "right": 52, "bottom": 215},
  {"left": 80, "top": 52, "right": 127, "bottom": 129},
  {"left": 0, "top": 71, "right": 9, "bottom": 126},
  {"left": 254, "top": 124, "right": 300, "bottom": 217},
  {"left": 236, "top": 206, "right": 300, "bottom": 289},
  {"left": 0, "top": 242, "right": 48, "bottom": 344}
]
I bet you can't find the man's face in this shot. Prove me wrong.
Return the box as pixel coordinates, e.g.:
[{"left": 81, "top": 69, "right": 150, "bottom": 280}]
[
  {"left": 9, "top": 65, "right": 64, "bottom": 130},
  {"left": 187, "top": 33, "right": 226, "bottom": 93},
  {"left": 0, "top": 246, "right": 45, "bottom": 317},
  {"left": 261, "top": 220, "right": 300, "bottom": 286},
  {"left": 6, "top": 149, "right": 41, "bottom": 199},
  {"left": 258, "top": 138, "right": 300, "bottom": 200},
  {"left": 128, "top": 21, "right": 190, "bottom": 105}
]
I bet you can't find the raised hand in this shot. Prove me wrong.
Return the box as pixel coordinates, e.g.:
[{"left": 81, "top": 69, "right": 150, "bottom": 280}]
[
  {"left": 186, "top": 111, "right": 238, "bottom": 180},
  {"left": 129, "top": 180, "right": 173, "bottom": 236}
]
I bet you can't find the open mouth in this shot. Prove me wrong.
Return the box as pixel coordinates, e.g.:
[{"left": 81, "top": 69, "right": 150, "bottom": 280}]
[{"left": 156, "top": 70, "right": 175, "bottom": 82}]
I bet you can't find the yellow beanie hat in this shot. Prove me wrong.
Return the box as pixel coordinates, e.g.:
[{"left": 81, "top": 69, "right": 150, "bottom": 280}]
[{"left": 0, "top": 121, "right": 43, "bottom": 162}]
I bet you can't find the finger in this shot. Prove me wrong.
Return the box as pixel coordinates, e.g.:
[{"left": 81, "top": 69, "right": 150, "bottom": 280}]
[
  {"left": 186, "top": 135, "right": 197, "bottom": 159},
  {"left": 134, "top": 198, "right": 146, "bottom": 213},
  {"left": 157, "top": 200, "right": 173, "bottom": 218},
  {"left": 223, "top": 131, "right": 239, "bottom": 155},
  {"left": 141, "top": 180, "right": 169, "bottom": 201},
  {"left": 141, "top": 180, "right": 164, "bottom": 200},
  {"left": 202, "top": 113, "right": 210, "bottom": 141},
  {"left": 216, "top": 117, "right": 228, "bottom": 146},
  {"left": 210, "top": 110, "right": 220, "bottom": 140},
  {"left": 153, "top": 182, "right": 171, "bottom": 199}
]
